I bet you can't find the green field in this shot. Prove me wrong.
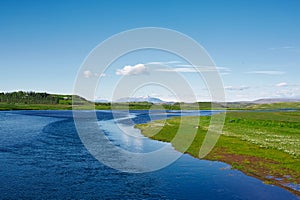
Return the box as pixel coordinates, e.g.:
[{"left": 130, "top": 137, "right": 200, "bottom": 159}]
[{"left": 136, "top": 111, "right": 300, "bottom": 195}]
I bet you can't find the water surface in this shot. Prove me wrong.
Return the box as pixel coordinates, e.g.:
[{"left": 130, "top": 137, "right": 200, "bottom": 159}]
[{"left": 0, "top": 110, "right": 299, "bottom": 199}]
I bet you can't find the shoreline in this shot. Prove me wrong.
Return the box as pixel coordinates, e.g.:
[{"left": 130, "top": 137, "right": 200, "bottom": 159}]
[
  {"left": 135, "top": 111, "right": 300, "bottom": 197},
  {"left": 187, "top": 146, "right": 300, "bottom": 197}
]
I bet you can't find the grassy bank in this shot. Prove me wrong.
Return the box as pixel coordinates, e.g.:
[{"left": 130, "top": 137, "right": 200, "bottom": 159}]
[
  {"left": 0, "top": 103, "right": 72, "bottom": 110},
  {"left": 136, "top": 111, "right": 300, "bottom": 195}
]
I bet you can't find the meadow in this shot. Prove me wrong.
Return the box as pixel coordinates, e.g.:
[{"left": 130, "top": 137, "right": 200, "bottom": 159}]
[{"left": 136, "top": 111, "right": 300, "bottom": 195}]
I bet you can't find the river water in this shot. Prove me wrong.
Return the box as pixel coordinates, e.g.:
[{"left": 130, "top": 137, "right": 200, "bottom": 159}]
[{"left": 0, "top": 110, "right": 298, "bottom": 199}]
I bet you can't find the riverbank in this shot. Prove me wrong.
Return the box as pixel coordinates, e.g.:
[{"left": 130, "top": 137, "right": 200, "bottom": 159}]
[{"left": 135, "top": 111, "right": 300, "bottom": 196}]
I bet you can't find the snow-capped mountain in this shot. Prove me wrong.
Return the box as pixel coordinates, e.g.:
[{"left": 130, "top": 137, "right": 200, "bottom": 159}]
[{"left": 115, "top": 96, "right": 165, "bottom": 103}]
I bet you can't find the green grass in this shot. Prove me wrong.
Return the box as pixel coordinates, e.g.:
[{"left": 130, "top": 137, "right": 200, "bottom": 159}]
[
  {"left": 0, "top": 103, "right": 72, "bottom": 110},
  {"left": 245, "top": 102, "right": 300, "bottom": 110},
  {"left": 136, "top": 111, "right": 300, "bottom": 194}
]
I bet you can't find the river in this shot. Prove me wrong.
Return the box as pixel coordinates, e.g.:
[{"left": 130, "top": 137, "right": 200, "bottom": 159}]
[{"left": 0, "top": 110, "right": 298, "bottom": 199}]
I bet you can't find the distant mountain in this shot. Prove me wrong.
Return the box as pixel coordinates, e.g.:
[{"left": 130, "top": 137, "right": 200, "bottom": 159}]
[
  {"left": 94, "top": 99, "right": 109, "bottom": 103},
  {"left": 252, "top": 98, "right": 300, "bottom": 104},
  {"left": 115, "top": 96, "right": 165, "bottom": 104}
]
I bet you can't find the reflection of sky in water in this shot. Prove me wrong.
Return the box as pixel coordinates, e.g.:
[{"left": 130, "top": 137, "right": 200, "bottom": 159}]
[
  {"left": 283, "top": 183, "right": 300, "bottom": 192},
  {"left": 97, "top": 110, "right": 225, "bottom": 154},
  {"left": 98, "top": 115, "right": 169, "bottom": 153}
]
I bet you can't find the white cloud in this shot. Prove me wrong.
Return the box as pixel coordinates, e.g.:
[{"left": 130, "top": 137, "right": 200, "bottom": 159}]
[
  {"left": 246, "top": 70, "right": 285, "bottom": 75},
  {"left": 83, "top": 70, "right": 93, "bottom": 78},
  {"left": 157, "top": 67, "right": 198, "bottom": 73},
  {"left": 175, "top": 64, "right": 194, "bottom": 67},
  {"left": 96, "top": 73, "right": 106, "bottom": 77},
  {"left": 225, "top": 86, "right": 250, "bottom": 91},
  {"left": 122, "top": 61, "right": 231, "bottom": 75},
  {"left": 116, "top": 64, "right": 148, "bottom": 76},
  {"left": 146, "top": 61, "right": 182, "bottom": 65},
  {"left": 175, "top": 64, "right": 231, "bottom": 71},
  {"left": 216, "top": 67, "right": 232, "bottom": 72},
  {"left": 156, "top": 65, "right": 231, "bottom": 74},
  {"left": 275, "top": 82, "right": 288, "bottom": 87},
  {"left": 83, "top": 70, "right": 106, "bottom": 78}
]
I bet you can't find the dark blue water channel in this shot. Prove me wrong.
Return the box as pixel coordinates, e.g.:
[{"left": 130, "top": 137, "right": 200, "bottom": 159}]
[{"left": 0, "top": 110, "right": 299, "bottom": 199}]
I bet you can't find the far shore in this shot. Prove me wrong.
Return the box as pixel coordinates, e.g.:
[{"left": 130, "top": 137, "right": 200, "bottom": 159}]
[{"left": 1, "top": 101, "right": 300, "bottom": 111}]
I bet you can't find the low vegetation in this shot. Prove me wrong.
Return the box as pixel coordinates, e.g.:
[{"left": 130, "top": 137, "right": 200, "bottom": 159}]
[{"left": 136, "top": 111, "right": 300, "bottom": 195}]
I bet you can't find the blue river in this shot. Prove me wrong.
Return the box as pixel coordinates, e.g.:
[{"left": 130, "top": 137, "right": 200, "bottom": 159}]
[{"left": 0, "top": 110, "right": 299, "bottom": 199}]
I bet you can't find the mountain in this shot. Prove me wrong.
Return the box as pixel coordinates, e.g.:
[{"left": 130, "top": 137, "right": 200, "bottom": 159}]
[
  {"left": 252, "top": 98, "right": 300, "bottom": 104},
  {"left": 115, "top": 96, "right": 165, "bottom": 104},
  {"left": 94, "top": 99, "right": 109, "bottom": 103}
]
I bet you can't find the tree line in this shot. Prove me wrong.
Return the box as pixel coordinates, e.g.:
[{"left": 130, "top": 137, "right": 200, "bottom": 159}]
[{"left": 0, "top": 91, "right": 62, "bottom": 104}]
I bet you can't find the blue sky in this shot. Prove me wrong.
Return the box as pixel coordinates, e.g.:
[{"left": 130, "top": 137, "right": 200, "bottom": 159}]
[{"left": 0, "top": 0, "right": 299, "bottom": 101}]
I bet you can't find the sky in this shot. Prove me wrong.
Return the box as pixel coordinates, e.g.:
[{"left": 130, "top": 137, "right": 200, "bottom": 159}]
[{"left": 0, "top": 0, "right": 300, "bottom": 102}]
